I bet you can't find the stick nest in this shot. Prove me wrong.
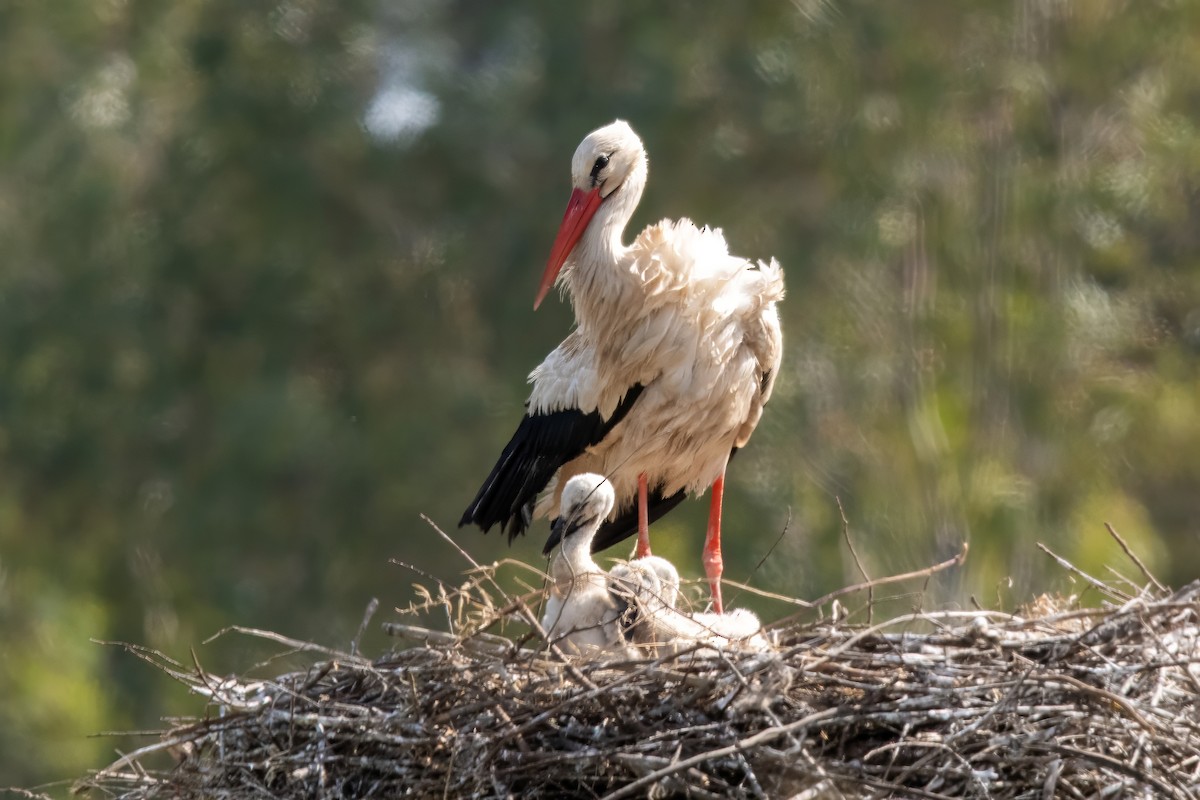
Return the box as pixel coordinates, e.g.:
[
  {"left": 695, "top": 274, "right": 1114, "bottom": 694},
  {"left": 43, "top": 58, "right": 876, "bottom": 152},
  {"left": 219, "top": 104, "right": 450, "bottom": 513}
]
[{"left": 78, "top": 549, "right": 1200, "bottom": 800}]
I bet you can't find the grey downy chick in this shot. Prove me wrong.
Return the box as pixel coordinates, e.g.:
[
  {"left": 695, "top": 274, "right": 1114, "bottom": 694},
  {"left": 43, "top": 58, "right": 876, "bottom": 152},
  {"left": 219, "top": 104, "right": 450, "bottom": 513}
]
[{"left": 611, "top": 554, "right": 770, "bottom": 656}]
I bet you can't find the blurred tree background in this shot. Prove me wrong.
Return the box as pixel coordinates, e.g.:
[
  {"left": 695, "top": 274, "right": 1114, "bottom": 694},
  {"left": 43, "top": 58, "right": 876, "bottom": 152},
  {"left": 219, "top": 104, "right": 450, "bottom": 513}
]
[{"left": 2, "top": 0, "right": 1198, "bottom": 789}]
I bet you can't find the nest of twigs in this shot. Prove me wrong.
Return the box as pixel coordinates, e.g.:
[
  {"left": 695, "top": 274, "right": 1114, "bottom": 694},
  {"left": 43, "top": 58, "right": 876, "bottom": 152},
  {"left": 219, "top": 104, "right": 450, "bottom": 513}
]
[{"left": 77, "top": 532, "right": 1200, "bottom": 800}]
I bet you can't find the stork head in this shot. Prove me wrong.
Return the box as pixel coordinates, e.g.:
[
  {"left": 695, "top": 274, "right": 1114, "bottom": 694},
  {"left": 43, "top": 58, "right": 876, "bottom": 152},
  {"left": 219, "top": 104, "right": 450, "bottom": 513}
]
[
  {"left": 547, "top": 473, "right": 616, "bottom": 554},
  {"left": 568, "top": 120, "right": 646, "bottom": 200},
  {"left": 535, "top": 120, "right": 648, "bottom": 309}
]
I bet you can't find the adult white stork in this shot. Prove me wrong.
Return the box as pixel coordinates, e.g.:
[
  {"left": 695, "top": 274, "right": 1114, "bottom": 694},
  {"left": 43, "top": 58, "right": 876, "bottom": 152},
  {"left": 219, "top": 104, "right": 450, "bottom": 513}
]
[{"left": 461, "top": 120, "right": 784, "bottom": 613}]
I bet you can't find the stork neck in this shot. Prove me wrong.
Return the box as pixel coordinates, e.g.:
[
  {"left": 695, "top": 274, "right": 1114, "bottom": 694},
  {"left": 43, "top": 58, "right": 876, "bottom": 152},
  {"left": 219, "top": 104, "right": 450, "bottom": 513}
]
[
  {"left": 575, "top": 193, "right": 634, "bottom": 269},
  {"left": 565, "top": 162, "right": 646, "bottom": 319},
  {"left": 552, "top": 533, "right": 601, "bottom": 584}
]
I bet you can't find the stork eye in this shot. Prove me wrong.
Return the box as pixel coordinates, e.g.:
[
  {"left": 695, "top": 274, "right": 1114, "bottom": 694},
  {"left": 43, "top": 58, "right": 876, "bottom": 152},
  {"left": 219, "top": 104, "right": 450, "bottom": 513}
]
[{"left": 590, "top": 154, "right": 610, "bottom": 180}]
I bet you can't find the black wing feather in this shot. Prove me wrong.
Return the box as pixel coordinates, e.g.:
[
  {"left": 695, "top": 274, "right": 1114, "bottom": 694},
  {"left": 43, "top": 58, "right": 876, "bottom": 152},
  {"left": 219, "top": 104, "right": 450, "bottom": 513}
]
[{"left": 460, "top": 384, "right": 645, "bottom": 543}]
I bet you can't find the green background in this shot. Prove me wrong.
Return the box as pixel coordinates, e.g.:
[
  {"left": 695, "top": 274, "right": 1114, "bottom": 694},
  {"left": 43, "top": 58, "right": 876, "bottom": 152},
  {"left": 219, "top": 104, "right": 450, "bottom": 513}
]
[{"left": 2, "top": 1, "right": 1198, "bottom": 789}]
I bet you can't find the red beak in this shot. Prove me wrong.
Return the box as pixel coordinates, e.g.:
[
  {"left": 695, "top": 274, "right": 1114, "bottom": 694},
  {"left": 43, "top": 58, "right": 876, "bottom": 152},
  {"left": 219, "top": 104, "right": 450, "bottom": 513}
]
[{"left": 534, "top": 187, "right": 603, "bottom": 310}]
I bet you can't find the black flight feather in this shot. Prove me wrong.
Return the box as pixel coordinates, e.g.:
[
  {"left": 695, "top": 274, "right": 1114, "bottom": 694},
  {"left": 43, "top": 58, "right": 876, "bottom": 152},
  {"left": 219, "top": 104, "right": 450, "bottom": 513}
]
[{"left": 460, "top": 384, "right": 645, "bottom": 543}]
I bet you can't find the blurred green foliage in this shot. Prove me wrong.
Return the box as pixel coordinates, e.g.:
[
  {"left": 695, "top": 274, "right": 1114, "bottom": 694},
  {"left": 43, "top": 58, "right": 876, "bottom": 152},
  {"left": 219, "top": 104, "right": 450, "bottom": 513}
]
[{"left": 2, "top": 0, "right": 1198, "bottom": 789}]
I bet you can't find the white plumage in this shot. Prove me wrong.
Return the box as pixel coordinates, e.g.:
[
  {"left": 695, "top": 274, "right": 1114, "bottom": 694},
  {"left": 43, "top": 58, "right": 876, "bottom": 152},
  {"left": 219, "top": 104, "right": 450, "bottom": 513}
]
[
  {"left": 462, "top": 120, "right": 784, "bottom": 614},
  {"left": 540, "top": 474, "right": 633, "bottom": 657},
  {"left": 530, "top": 219, "right": 784, "bottom": 509},
  {"left": 543, "top": 474, "right": 769, "bottom": 660},
  {"left": 610, "top": 556, "right": 770, "bottom": 656},
  {"left": 611, "top": 555, "right": 680, "bottom": 613}
]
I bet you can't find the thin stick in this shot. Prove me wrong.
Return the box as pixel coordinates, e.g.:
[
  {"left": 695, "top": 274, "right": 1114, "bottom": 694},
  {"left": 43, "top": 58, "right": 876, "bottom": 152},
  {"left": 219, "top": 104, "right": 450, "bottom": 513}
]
[
  {"left": 351, "top": 597, "right": 379, "bottom": 657},
  {"left": 202, "top": 625, "right": 356, "bottom": 660},
  {"left": 92, "top": 640, "right": 195, "bottom": 687},
  {"left": 389, "top": 558, "right": 451, "bottom": 586},
  {"left": 88, "top": 735, "right": 210, "bottom": 781},
  {"left": 720, "top": 578, "right": 815, "bottom": 606},
  {"left": 383, "top": 623, "right": 538, "bottom": 659},
  {"left": 766, "top": 543, "right": 968, "bottom": 629},
  {"left": 1104, "top": 523, "right": 1165, "bottom": 593},
  {"left": 1029, "top": 670, "right": 1156, "bottom": 734},
  {"left": 422, "top": 512, "right": 526, "bottom": 622},
  {"left": 422, "top": 513, "right": 488, "bottom": 572},
  {"left": 837, "top": 496, "right": 873, "bottom": 624},
  {"left": 727, "top": 506, "right": 792, "bottom": 607},
  {"left": 1036, "top": 543, "right": 1132, "bottom": 602}
]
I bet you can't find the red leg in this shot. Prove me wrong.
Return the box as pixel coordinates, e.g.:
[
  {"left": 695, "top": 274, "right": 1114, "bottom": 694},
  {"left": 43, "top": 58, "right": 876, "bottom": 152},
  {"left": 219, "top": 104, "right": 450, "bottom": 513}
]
[
  {"left": 704, "top": 470, "right": 726, "bottom": 614},
  {"left": 635, "top": 472, "right": 652, "bottom": 558}
]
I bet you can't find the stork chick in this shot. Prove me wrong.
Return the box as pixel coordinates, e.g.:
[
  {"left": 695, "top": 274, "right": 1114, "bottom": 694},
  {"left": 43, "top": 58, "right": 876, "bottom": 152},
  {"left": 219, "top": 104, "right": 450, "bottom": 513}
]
[
  {"left": 611, "top": 555, "right": 770, "bottom": 656},
  {"left": 540, "top": 473, "right": 631, "bottom": 657},
  {"left": 644, "top": 604, "right": 770, "bottom": 658},
  {"left": 612, "top": 555, "right": 681, "bottom": 610},
  {"left": 610, "top": 556, "right": 680, "bottom": 646}
]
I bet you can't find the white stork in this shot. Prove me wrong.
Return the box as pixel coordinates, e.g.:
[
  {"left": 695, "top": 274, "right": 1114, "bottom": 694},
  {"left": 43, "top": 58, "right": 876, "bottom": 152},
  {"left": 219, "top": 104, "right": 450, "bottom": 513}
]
[
  {"left": 611, "top": 554, "right": 680, "bottom": 613},
  {"left": 540, "top": 473, "right": 634, "bottom": 657},
  {"left": 610, "top": 555, "right": 769, "bottom": 656},
  {"left": 609, "top": 555, "right": 681, "bottom": 647},
  {"left": 461, "top": 120, "right": 784, "bottom": 613}
]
